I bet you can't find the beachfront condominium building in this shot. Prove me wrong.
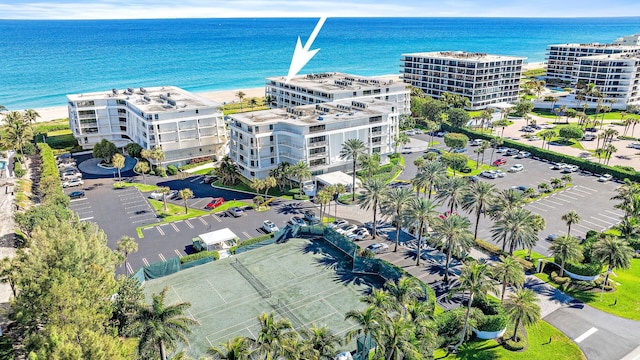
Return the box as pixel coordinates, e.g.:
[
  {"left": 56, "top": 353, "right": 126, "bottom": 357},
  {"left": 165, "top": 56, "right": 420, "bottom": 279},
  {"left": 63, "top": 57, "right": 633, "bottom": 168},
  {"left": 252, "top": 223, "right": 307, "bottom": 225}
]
[
  {"left": 400, "top": 51, "right": 524, "bottom": 110},
  {"left": 574, "top": 53, "right": 640, "bottom": 106},
  {"left": 67, "top": 86, "right": 227, "bottom": 165},
  {"left": 228, "top": 99, "right": 398, "bottom": 179},
  {"left": 265, "top": 72, "right": 410, "bottom": 114},
  {"left": 546, "top": 42, "right": 640, "bottom": 82}
]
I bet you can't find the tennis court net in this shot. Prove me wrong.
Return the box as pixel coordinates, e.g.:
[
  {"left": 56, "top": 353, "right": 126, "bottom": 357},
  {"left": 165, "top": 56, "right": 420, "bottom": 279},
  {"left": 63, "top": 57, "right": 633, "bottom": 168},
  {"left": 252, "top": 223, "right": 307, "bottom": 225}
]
[
  {"left": 231, "top": 259, "right": 272, "bottom": 298},
  {"left": 273, "top": 298, "right": 305, "bottom": 330}
]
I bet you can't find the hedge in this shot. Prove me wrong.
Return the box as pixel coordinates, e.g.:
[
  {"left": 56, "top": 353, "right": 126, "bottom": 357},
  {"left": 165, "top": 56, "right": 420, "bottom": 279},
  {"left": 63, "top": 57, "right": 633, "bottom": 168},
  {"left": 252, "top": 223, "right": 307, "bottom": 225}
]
[
  {"left": 475, "top": 239, "right": 534, "bottom": 271},
  {"left": 37, "top": 143, "right": 65, "bottom": 202},
  {"left": 230, "top": 233, "right": 274, "bottom": 254},
  {"left": 557, "top": 258, "right": 602, "bottom": 276},
  {"left": 180, "top": 250, "right": 219, "bottom": 264},
  {"left": 441, "top": 123, "right": 640, "bottom": 182},
  {"left": 476, "top": 313, "right": 510, "bottom": 332}
]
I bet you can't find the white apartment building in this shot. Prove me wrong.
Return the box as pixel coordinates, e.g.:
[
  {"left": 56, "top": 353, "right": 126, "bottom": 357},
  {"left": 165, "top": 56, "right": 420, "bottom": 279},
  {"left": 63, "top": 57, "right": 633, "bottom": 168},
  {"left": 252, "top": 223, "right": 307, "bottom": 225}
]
[
  {"left": 400, "top": 51, "right": 524, "bottom": 110},
  {"left": 546, "top": 42, "right": 640, "bottom": 82},
  {"left": 574, "top": 53, "right": 640, "bottom": 106},
  {"left": 613, "top": 34, "right": 640, "bottom": 47},
  {"left": 67, "top": 86, "right": 227, "bottom": 165},
  {"left": 265, "top": 72, "right": 410, "bottom": 114},
  {"left": 228, "top": 99, "right": 398, "bottom": 179}
]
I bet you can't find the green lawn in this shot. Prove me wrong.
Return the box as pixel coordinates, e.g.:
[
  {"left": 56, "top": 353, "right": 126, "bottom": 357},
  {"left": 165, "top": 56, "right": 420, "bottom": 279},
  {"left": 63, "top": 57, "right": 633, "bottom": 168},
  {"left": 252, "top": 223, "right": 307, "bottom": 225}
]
[
  {"left": 212, "top": 178, "right": 297, "bottom": 200},
  {"left": 513, "top": 249, "right": 549, "bottom": 265},
  {"left": 433, "top": 321, "right": 585, "bottom": 360},
  {"left": 523, "top": 184, "right": 572, "bottom": 204},
  {"left": 191, "top": 168, "right": 215, "bottom": 175},
  {"left": 113, "top": 182, "right": 159, "bottom": 192},
  {"left": 221, "top": 97, "right": 269, "bottom": 115},
  {"left": 445, "top": 158, "right": 492, "bottom": 177}
]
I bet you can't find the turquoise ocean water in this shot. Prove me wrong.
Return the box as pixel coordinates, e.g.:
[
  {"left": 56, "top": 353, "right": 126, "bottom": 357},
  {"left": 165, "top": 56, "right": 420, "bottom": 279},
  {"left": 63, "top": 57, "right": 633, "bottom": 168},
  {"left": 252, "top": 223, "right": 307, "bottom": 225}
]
[{"left": 1, "top": 17, "right": 640, "bottom": 109}]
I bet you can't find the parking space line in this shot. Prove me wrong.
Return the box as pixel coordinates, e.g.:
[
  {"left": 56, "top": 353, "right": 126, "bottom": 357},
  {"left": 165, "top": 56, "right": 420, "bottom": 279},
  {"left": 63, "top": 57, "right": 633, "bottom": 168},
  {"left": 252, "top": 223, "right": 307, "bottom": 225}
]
[
  {"left": 571, "top": 228, "right": 586, "bottom": 235},
  {"left": 589, "top": 216, "right": 612, "bottom": 225},
  {"left": 578, "top": 185, "right": 598, "bottom": 193},
  {"left": 199, "top": 217, "right": 208, "bottom": 225},
  {"left": 78, "top": 216, "right": 94, "bottom": 221},
  {"left": 121, "top": 199, "right": 144, "bottom": 205},
  {"left": 157, "top": 226, "right": 165, "bottom": 235},
  {"left": 189, "top": 176, "right": 203, "bottom": 183},
  {"left": 142, "top": 258, "right": 149, "bottom": 266},
  {"left": 212, "top": 214, "right": 222, "bottom": 222},
  {"left": 174, "top": 249, "right": 182, "bottom": 257},
  {"left": 573, "top": 223, "right": 593, "bottom": 231},
  {"left": 571, "top": 187, "right": 593, "bottom": 195},
  {"left": 124, "top": 203, "right": 149, "bottom": 209},
  {"left": 69, "top": 198, "right": 88, "bottom": 203},
  {"left": 171, "top": 223, "right": 180, "bottom": 232},
  {"left": 159, "top": 253, "right": 166, "bottom": 262},
  {"left": 185, "top": 220, "right": 194, "bottom": 229},
  {"left": 555, "top": 193, "right": 579, "bottom": 201},
  {"left": 242, "top": 231, "right": 251, "bottom": 239},
  {"left": 132, "top": 217, "right": 156, "bottom": 224},
  {"left": 526, "top": 204, "right": 548, "bottom": 213},
  {"left": 126, "top": 263, "right": 133, "bottom": 275},
  {"left": 574, "top": 327, "right": 598, "bottom": 343},
  {"left": 596, "top": 213, "right": 620, "bottom": 221},
  {"left": 530, "top": 201, "right": 555, "bottom": 209},
  {"left": 540, "top": 198, "right": 564, "bottom": 206},
  {"left": 582, "top": 218, "right": 607, "bottom": 227},
  {"left": 605, "top": 209, "right": 624, "bottom": 217}
]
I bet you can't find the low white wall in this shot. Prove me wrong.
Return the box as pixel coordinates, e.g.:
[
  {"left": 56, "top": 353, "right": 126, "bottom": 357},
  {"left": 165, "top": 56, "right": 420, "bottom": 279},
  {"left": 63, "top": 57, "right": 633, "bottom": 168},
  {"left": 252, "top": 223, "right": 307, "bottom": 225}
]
[{"left": 472, "top": 327, "right": 507, "bottom": 340}]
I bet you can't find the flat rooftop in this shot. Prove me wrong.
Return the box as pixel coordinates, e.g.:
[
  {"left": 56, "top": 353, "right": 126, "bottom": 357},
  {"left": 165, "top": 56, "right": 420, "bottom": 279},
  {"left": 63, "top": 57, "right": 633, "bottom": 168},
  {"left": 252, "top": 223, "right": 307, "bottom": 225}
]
[
  {"left": 579, "top": 52, "right": 640, "bottom": 61},
  {"left": 266, "top": 72, "right": 405, "bottom": 93},
  {"left": 548, "top": 43, "right": 640, "bottom": 50},
  {"left": 230, "top": 98, "right": 393, "bottom": 126},
  {"left": 67, "top": 86, "right": 221, "bottom": 113},
  {"left": 402, "top": 51, "right": 525, "bottom": 61}
]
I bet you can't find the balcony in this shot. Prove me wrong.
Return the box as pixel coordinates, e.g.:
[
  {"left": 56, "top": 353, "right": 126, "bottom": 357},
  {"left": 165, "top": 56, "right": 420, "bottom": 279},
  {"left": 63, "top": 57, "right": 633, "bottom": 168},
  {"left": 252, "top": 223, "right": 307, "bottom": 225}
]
[
  {"left": 277, "top": 141, "right": 303, "bottom": 149},
  {"left": 308, "top": 152, "right": 327, "bottom": 159},
  {"left": 308, "top": 140, "right": 327, "bottom": 147}
]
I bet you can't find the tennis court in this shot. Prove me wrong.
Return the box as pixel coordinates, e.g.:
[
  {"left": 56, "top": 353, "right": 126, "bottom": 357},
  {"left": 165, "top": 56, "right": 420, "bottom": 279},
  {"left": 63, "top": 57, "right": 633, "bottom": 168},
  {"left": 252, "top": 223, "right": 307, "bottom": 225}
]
[{"left": 142, "top": 237, "right": 384, "bottom": 358}]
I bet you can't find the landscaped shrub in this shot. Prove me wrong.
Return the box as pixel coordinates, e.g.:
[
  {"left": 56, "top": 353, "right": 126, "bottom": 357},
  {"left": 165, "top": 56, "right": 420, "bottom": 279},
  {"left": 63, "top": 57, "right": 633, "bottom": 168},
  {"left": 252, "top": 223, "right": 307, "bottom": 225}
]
[
  {"left": 550, "top": 271, "right": 570, "bottom": 285},
  {"left": 628, "top": 238, "right": 640, "bottom": 251},
  {"left": 475, "top": 239, "right": 505, "bottom": 256},
  {"left": 502, "top": 325, "right": 528, "bottom": 351},
  {"left": 180, "top": 250, "right": 219, "bottom": 264},
  {"left": 166, "top": 165, "right": 178, "bottom": 176},
  {"left": 472, "top": 296, "right": 504, "bottom": 316},
  {"left": 514, "top": 257, "right": 534, "bottom": 272},
  {"left": 22, "top": 142, "right": 36, "bottom": 155},
  {"left": 475, "top": 314, "right": 510, "bottom": 332},
  {"left": 124, "top": 143, "right": 143, "bottom": 158},
  {"left": 558, "top": 259, "right": 602, "bottom": 277},
  {"left": 148, "top": 170, "right": 156, "bottom": 176},
  {"left": 154, "top": 167, "right": 166, "bottom": 177},
  {"left": 13, "top": 162, "right": 26, "bottom": 178},
  {"left": 435, "top": 308, "right": 478, "bottom": 348},
  {"left": 229, "top": 233, "right": 274, "bottom": 254}
]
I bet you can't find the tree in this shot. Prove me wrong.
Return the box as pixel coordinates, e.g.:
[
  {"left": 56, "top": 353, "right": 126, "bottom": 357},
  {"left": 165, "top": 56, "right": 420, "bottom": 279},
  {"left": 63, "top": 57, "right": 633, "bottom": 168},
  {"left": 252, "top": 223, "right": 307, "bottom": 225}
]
[
  {"left": 1, "top": 110, "right": 32, "bottom": 155},
  {"left": 132, "top": 287, "right": 199, "bottom": 360},
  {"left": 135, "top": 161, "right": 151, "bottom": 184},
  {"left": 591, "top": 236, "right": 634, "bottom": 288},
  {"left": 253, "top": 195, "right": 264, "bottom": 209},
  {"left": 93, "top": 138, "right": 118, "bottom": 162},
  {"left": 117, "top": 236, "right": 138, "bottom": 275},
  {"left": 301, "top": 324, "right": 341, "bottom": 359},
  {"left": 394, "top": 133, "right": 410, "bottom": 153},
  {"left": 604, "top": 144, "right": 617, "bottom": 165},
  {"left": 374, "top": 315, "right": 421, "bottom": 360},
  {"left": 504, "top": 288, "right": 540, "bottom": 342},
  {"left": 291, "top": 161, "right": 311, "bottom": 194},
  {"left": 514, "top": 99, "right": 534, "bottom": 117},
  {"left": 443, "top": 132, "right": 469, "bottom": 150},
  {"left": 431, "top": 214, "right": 474, "bottom": 282},
  {"left": 339, "top": 139, "right": 367, "bottom": 202},
  {"left": 344, "top": 306, "right": 380, "bottom": 344},
  {"left": 446, "top": 108, "right": 471, "bottom": 128},
  {"left": 385, "top": 276, "right": 424, "bottom": 315},
  {"left": 270, "top": 161, "right": 291, "bottom": 191},
  {"left": 178, "top": 188, "right": 193, "bottom": 214},
  {"left": 250, "top": 177, "right": 265, "bottom": 194},
  {"left": 111, "top": 275, "right": 145, "bottom": 337},
  {"left": 435, "top": 176, "right": 468, "bottom": 214},
  {"left": 249, "top": 98, "right": 258, "bottom": 112},
  {"left": 559, "top": 126, "right": 584, "bottom": 143},
  {"left": 158, "top": 186, "right": 171, "bottom": 211},
  {"left": 359, "top": 178, "right": 387, "bottom": 240},
  {"left": 419, "top": 161, "right": 447, "bottom": 200},
  {"left": 453, "top": 261, "right": 498, "bottom": 348},
  {"left": 439, "top": 152, "right": 467, "bottom": 176},
  {"left": 549, "top": 235, "right": 583, "bottom": 277},
  {"left": 0, "top": 257, "right": 18, "bottom": 299},
  {"left": 381, "top": 187, "right": 413, "bottom": 252},
  {"left": 150, "top": 145, "right": 166, "bottom": 168},
  {"left": 564, "top": 108, "right": 577, "bottom": 124},
  {"left": 125, "top": 142, "right": 143, "bottom": 158},
  {"left": 254, "top": 312, "right": 294, "bottom": 359},
  {"left": 236, "top": 91, "right": 246, "bottom": 112},
  {"left": 112, "top": 153, "right": 125, "bottom": 183},
  {"left": 208, "top": 336, "right": 256, "bottom": 360},
  {"left": 315, "top": 189, "right": 332, "bottom": 222},
  {"left": 561, "top": 210, "right": 581, "bottom": 237},
  {"left": 218, "top": 156, "right": 239, "bottom": 185},
  {"left": 550, "top": 177, "right": 562, "bottom": 189},
  {"left": 561, "top": 174, "right": 572, "bottom": 186},
  {"left": 359, "top": 153, "right": 380, "bottom": 178},
  {"left": 491, "top": 207, "right": 539, "bottom": 254},
  {"left": 462, "top": 181, "right": 496, "bottom": 241},
  {"left": 539, "top": 129, "right": 556, "bottom": 149},
  {"left": 406, "top": 197, "right": 439, "bottom": 266},
  {"left": 489, "top": 137, "right": 503, "bottom": 165},
  {"left": 263, "top": 176, "right": 277, "bottom": 196},
  {"left": 492, "top": 256, "right": 525, "bottom": 303}
]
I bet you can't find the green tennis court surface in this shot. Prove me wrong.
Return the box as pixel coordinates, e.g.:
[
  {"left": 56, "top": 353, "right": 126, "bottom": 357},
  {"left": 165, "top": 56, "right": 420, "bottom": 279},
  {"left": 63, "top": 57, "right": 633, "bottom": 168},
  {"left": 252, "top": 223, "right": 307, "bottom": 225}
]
[{"left": 143, "top": 237, "right": 384, "bottom": 358}]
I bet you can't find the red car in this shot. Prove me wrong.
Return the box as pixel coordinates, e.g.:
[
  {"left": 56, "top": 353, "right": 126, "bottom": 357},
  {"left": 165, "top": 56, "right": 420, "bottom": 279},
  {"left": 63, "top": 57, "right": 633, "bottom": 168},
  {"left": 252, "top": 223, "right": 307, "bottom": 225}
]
[
  {"left": 205, "top": 197, "right": 225, "bottom": 210},
  {"left": 493, "top": 158, "right": 507, "bottom": 166}
]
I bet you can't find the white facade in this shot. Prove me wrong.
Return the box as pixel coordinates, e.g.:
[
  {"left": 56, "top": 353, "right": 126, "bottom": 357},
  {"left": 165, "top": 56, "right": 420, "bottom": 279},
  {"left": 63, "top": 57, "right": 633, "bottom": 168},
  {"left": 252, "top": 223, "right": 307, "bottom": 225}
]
[
  {"left": 401, "top": 51, "right": 524, "bottom": 110},
  {"left": 574, "top": 53, "right": 640, "bottom": 106},
  {"left": 546, "top": 42, "right": 640, "bottom": 82},
  {"left": 614, "top": 34, "right": 640, "bottom": 46},
  {"left": 228, "top": 99, "right": 399, "bottom": 179},
  {"left": 265, "top": 73, "right": 410, "bottom": 114},
  {"left": 67, "top": 86, "right": 227, "bottom": 165}
]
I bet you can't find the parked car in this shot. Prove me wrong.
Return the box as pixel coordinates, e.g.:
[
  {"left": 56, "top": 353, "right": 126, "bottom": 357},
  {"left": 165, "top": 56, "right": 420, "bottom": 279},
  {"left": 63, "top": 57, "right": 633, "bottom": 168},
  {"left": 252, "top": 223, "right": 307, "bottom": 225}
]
[
  {"left": 205, "top": 197, "right": 225, "bottom": 210},
  {"left": 585, "top": 127, "right": 597, "bottom": 132},
  {"left": 168, "top": 190, "right": 179, "bottom": 199},
  {"left": 562, "top": 165, "right": 579, "bottom": 173},
  {"left": 304, "top": 211, "right": 320, "bottom": 223},
  {"left": 404, "top": 130, "right": 416, "bottom": 136},
  {"left": 546, "top": 234, "right": 561, "bottom": 241},
  {"left": 226, "top": 207, "right": 243, "bottom": 217},
  {"left": 480, "top": 170, "right": 498, "bottom": 179},
  {"left": 366, "top": 243, "right": 389, "bottom": 254},
  {"left": 520, "top": 126, "right": 535, "bottom": 133},
  {"left": 60, "top": 170, "right": 81, "bottom": 181},
  {"left": 336, "top": 224, "right": 358, "bottom": 235},
  {"left": 528, "top": 136, "right": 540, "bottom": 141},
  {"left": 288, "top": 216, "right": 306, "bottom": 226},
  {"left": 451, "top": 147, "right": 466, "bottom": 153},
  {"left": 149, "top": 191, "right": 164, "bottom": 200},
  {"left": 262, "top": 220, "right": 279, "bottom": 233},
  {"left": 627, "top": 143, "right": 640, "bottom": 150},
  {"left": 495, "top": 170, "right": 506, "bottom": 178},
  {"left": 598, "top": 174, "right": 613, "bottom": 182},
  {"left": 510, "top": 185, "right": 529, "bottom": 192},
  {"left": 509, "top": 164, "right": 524, "bottom": 172},
  {"left": 329, "top": 219, "right": 349, "bottom": 229},
  {"left": 425, "top": 148, "right": 442, "bottom": 154},
  {"left": 68, "top": 190, "right": 85, "bottom": 199},
  {"left": 492, "top": 158, "right": 507, "bottom": 166},
  {"left": 413, "top": 129, "right": 423, "bottom": 134},
  {"left": 470, "top": 139, "right": 484, "bottom": 146},
  {"left": 466, "top": 175, "right": 479, "bottom": 183},
  {"left": 62, "top": 179, "right": 84, "bottom": 188},
  {"left": 203, "top": 175, "right": 218, "bottom": 184},
  {"left": 495, "top": 147, "right": 508, "bottom": 153},
  {"left": 552, "top": 162, "right": 568, "bottom": 170},
  {"left": 515, "top": 151, "right": 531, "bottom": 159},
  {"left": 505, "top": 148, "right": 520, "bottom": 156},
  {"left": 582, "top": 133, "right": 596, "bottom": 141},
  {"left": 349, "top": 228, "right": 370, "bottom": 240}
]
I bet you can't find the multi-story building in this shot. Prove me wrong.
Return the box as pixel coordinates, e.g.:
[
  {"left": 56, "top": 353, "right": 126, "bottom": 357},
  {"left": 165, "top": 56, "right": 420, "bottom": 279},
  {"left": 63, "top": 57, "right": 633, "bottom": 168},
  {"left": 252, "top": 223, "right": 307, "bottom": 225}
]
[
  {"left": 613, "top": 34, "right": 640, "bottom": 47},
  {"left": 400, "top": 51, "right": 524, "bottom": 110},
  {"left": 228, "top": 99, "right": 398, "bottom": 179},
  {"left": 546, "top": 42, "right": 640, "bottom": 82},
  {"left": 574, "top": 53, "right": 640, "bottom": 106},
  {"left": 265, "top": 72, "right": 410, "bottom": 114},
  {"left": 67, "top": 86, "right": 227, "bottom": 165}
]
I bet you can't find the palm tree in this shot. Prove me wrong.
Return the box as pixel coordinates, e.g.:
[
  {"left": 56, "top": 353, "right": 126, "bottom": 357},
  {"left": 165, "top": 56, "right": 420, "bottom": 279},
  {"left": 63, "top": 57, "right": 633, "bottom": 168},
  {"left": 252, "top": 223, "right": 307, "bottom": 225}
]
[
  {"left": 250, "top": 177, "right": 265, "bottom": 194},
  {"left": 315, "top": 189, "right": 332, "bottom": 222},
  {"left": 218, "top": 156, "right": 239, "bottom": 185},
  {"left": 255, "top": 312, "right": 294, "bottom": 360},
  {"left": 262, "top": 176, "right": 277, "bottom": 196},
  {"left": 591, "top": 236, "right": 634, "bottom": 288},
  {"left": 178, "top": 188, "right": 194, "bottom": 214},
  {"left": 236, "top": 91, "right": 246, "bottom": 111},
  {"left": 561, "top": 210, "right": 581, "bottom": 237},
  {"left": 23, "top": 108, "right": 40, "bottom": 123},
  {"left": 132, "top": 287, "right": 199, "bottom": 360},
  {"left": 344, "top": 306, "right": 380, "bottom": 344},
  {"left": 605, "top": 144, "right": 617, "bottom": 165},
  {"left": 385, "top": 276, "right": 424, "bottom": 314},
  {"left": 462, "top": 181, "right": 495, "bottom": 241},
  {"left": 406, "top": 197, "right": 439, "bottom": 266},
  {"left": 150, "top": 145, "right": 166, "bottom": 168},
  {"left": 453, "top": 261, "right": 498, "bottom": 348},
  {"left": 504, "top": 288, "right": 540, "bottom": 342},
  {"left": 281, "top": 336, "right": 311, "bottom": 360},
  {"left": 435, "top": 176, "right": 468, "bottom": 214},
  {"left": 374, "top": 315, "right": 420, "bottom": 360},
  {"left": 158, "top": 186, "right": 171, "bottom": 211},
  {"left": 135, "top": 161, "right": 151, "bottom": 184},
  {"left": 418, "top": 161, "right": 447, "bottom": 200},
  {"left": 112, "top": 153, "right": 125, "bottom": 183},
  {"left": 339, "top": 139, "right": 367, "bottom": 201},
  {"left": 117, "top": 236, "right": 139, "bottom": 275},
  {"left": 489, "top": 137, "right": 503, "bottom": 165},
  {"left": 291, "top": 161, "right": 311, "bottom": 194},
  {"left": 550, "top": 177, "right": 562, "bottom": 189},
  {"left": 249, "top": 98, "right": 258, "bottom": 112},
  {"left": 361, "top": 287, "right": 394, "bottom": 313},
  {"left": 431, "top": 214, "right": 474, "bottom": 282},
  {"left": 491, "top": 208, "right": 539, "bottom": 255},
  {"left": 549, "top": 235, "right": 583, "bottom": 277},
  {"left": 1, "top": 111, "right": 32, "bottom": 155},
  {"left": 208, "top": 336, "right": 256, "bottom": 360},
  {"left": 381, "top": 187, "right": 413, "bottom": 252},
  {"left": 301, "top": 324, "right": 341, "bottom": 359},
  {"left": 358, "top": 178, "right": 387, "bottom": 240},
  {"left": 492, "top": 256, "right": 525, "bottom": 303},
  {"left": 0, "top": 257, "right": 18, "bottom": 298}
]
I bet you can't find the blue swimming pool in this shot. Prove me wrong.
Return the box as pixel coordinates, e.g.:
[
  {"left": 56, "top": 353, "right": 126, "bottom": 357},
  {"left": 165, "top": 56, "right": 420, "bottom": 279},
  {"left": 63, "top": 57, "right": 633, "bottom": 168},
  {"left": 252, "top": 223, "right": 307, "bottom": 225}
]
[{"left": 0, "top": 161, "right": 5, "bottom": 170}]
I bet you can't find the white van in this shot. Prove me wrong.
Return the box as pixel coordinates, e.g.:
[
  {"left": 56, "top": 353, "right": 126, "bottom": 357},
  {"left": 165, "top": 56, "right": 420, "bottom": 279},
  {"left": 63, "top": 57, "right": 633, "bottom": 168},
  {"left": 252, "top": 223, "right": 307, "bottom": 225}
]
[{"left": 582, "top": 133, "right": 596, "bottom": 141}]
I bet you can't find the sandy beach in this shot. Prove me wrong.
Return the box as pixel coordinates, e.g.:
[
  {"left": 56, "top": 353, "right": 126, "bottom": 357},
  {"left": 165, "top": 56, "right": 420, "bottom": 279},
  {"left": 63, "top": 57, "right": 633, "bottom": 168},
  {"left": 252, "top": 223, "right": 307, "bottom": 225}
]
[
  {"left": 29, "top": 86, "right": 265, "bottom": 123},
  {"left": 523, "top": 61, "right": 546, "bottom": 71}
]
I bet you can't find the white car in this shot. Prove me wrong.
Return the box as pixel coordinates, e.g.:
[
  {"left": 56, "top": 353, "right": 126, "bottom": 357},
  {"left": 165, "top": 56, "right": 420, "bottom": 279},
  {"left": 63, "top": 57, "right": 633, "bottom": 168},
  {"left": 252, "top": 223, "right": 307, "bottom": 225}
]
[
  {"left": 562, "top": 165, "right": 579, "bottom": 173},
  {"left": 508, "top": 164, "right": 524, "bottom": 172},
  {"left": 336, "top": 224, "right": 358, "bottom": 235},
  {"left": 262, "top": 220, "right": 280, "bottom": 233},
  {"left": 366, "top": 243, "right": 389, "bottom": 254},
  {"left": 480, "top": 170, "right": 498, "bottom": 179},
  {"left": 470, "top": 139, "right": 484, "bottom": 146},
  {"left": 528, "top": 136, "right": 540, "bottom": 141},
  {"left": 329, "top": 219, "right": 348, "bottom": 229},
  {"left": 515, "top": 151, "right": 531, "bottom": 159},
  {"left": 149, "top": 191, "right": 164, "bottom": 200},
  {"left": 62, "top": 179, "right": 84, "bottom": 188},
  {"left": 552, "top": 162, "right": 568, "bottom": 170},
  {"left": 495, "top": 170, "right": 506, "bottom": 178},
  {"left": 496, "top": 147, "right": 508, "bottom": 153},
  {"left": 627, "top": 143, "right": 640, "bottom": 150},
  {"left": 598, "top": 174, "right": 613, "bottom": 182},
  {"left": 348, "top": 228, "right": 370, "bottom": 240}
]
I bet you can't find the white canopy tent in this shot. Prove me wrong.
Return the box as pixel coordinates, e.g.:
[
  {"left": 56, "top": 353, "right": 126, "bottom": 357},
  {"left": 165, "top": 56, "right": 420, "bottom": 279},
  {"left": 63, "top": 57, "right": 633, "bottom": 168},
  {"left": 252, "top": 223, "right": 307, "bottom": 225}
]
[
  {"left": 315, "top": 171, "right": 362, "bottom": 192},
  {"left": 194, "top": 228, "right": 239, "bottom": 252}
]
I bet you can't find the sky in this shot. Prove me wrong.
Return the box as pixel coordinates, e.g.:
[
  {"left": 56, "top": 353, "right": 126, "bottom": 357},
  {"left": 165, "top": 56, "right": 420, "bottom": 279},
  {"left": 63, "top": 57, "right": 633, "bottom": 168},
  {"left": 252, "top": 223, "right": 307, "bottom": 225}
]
[{"left": 1, "top": 0, "right": 640, "bottom": 19}]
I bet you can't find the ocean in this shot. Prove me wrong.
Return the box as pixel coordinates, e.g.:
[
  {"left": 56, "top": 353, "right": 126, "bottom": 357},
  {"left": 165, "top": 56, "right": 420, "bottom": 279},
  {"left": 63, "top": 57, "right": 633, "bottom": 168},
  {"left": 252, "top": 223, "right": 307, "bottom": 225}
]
[{"left": 1, "top": 17, "right": 640, "bottom": 110}]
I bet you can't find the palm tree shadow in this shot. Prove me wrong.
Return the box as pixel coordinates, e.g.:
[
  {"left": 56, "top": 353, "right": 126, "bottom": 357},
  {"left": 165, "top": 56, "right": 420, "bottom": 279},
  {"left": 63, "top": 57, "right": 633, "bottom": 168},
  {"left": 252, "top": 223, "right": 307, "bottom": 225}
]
[
  {"left": 275, "top": 202, "right": 309, "bottom": 216},
  {"left": 449, "top": 340, "right": 501, "bottom": 359}
]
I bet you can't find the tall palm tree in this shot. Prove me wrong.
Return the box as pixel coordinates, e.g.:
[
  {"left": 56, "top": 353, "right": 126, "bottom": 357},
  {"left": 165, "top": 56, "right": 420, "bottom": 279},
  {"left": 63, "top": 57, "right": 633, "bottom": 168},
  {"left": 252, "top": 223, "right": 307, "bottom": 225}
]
[
  {"left": 281, "top": 336, "right": 311, "bottom": 360},
  {"left": 561, "top": 210, "right": 581, "bottom": 237},
  {"left": 418, "top": 161, "right": 447, "bottom": 200},
  {"left": 1, "top": 110, "right": 32, "bottom": 155},
  {"left": 385, "top": 276, "right": 424, "bottom": 315},
  {"left": 591, "top": 236, "right": 634, "bottom": 287},
  {"left": 151, "top": 145, "right": 165, "bottom": 168},
  {"left": 112, "top": 153, "right": 125, "bottom": 183},
  {"left": 374, "top": 315, "right": 420, "bottom": 360},
  {"left": 406, "top": 197, "right": 439, "bottom": 266},
  {"left": 431, "top": 214, "right": 474, "bottom": 282},
  {"left": 453, "top": 261, "right": 498, "bottom": 348},
  {"left": 208, "top": 336, "right": 256, "bottom": 360},
  {"left": 158, "top": 186, "right": 171, "bottom": 211},
  {"left": 381, "top": 187, "right": 413, "bottom": 252},
  {"left": 489, "top": 137, "right": 503, "bottom": 165},
  {"left": 178, "top": 188, "right": 194, "bottom": 214},
  {"left": 23, "top": 108, "right": 40, "bottom": 123},
  {"left": 504, "top": 288, "right": 540, "bottom": 342},
  {"left": 344, "top": 306, "right": 381, "bottom": 344},
  {"left": 301, "top": 324, "right": 342, "bottom": 359},
  {"left": 132, "top": 287, "right": 199, "bottom": 360},
  {"left": 291, "top": 161, "right": 312, "bottom": 194},
  {"left": 492, "top": 256, "right": 525, "bottom": 303},
  {"left": 549, "top": 236, "right": 583, "bottom": 277},
  {"left": 255, "top": 312, "right": 294, "bottom": 360},
  {"left": 236, "top": 91, "right": 246, "bottom": 111},
  {"left": 135, "top": 161, "right": 151, "bottom": 184},
  {"left": 462, "top": 181, "right": 496, "bottom": 241},
  {"left": 491, "top": 208, "right": 539, "bottom": 255},
  {"left": 361, "top": 287, "right": 394, "bottom": 313},
  {"left": 435, "top": 176, "right": 468, "bottom": 214},
  {"left": 358, "top": 178, "right": 387, "bottom": 240},
  {"left": 315, "top": 189, "right": 333, "bottom": 222},
  {"left": 339, "top": 139, "right": 367, "bottom": 201},
  {"left": 117, "top": 236, "right": 139, "bottom": 275},
  {"left": 249, "top": 98, "right": 258, "bottom": 112}
]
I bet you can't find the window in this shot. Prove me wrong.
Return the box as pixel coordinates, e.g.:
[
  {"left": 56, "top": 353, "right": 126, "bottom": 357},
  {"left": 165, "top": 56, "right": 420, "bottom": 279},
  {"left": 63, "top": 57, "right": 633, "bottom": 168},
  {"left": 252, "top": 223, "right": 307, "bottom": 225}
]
[
  {"left": 251, "top": 161, "right": 255, "bottom": 166},
  {"left": 310, "top": 158, "right": 326, "bottom": 166},
  {"left": 309, "top": 124, "right": 325, "bottom": 133},
  {"left": 195, "top": 109, "right": 199, "bottom": 114},
  {"left": 271, "top": 158, "right": 275, "bottom": 164},
  {"left": 270, "top": 135, "right": 274, "bottom": 141},
  {"left": 271, "top": 147, "right": 274, "bottom": 153},
  {"left": 269, "top": 124, "right": 274, "bottom": 130}
]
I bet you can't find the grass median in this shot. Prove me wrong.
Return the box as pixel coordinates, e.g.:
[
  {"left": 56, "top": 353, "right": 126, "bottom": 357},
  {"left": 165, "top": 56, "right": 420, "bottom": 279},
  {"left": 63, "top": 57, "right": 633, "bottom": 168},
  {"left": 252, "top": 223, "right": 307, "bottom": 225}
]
[{"left": 113, "top": 182, "right": 159, "bottom": 192}]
